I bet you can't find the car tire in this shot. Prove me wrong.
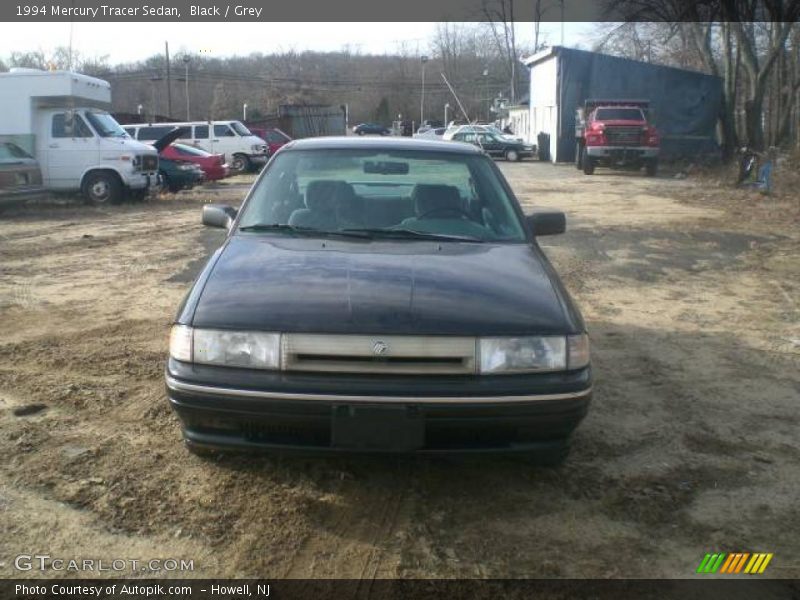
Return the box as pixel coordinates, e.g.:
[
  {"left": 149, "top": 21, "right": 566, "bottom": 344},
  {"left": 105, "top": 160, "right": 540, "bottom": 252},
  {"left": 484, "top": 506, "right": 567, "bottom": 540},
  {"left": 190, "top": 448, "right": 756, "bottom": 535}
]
[
  {"left": 83, "top": 172, "right": 122, "bottom": 205},
  {"left": 583, "top": 157, "right": 595, "bottom": 175},
  {"left": 575, "top": 145, "right": 583, "bottom": 169},
  {"left": 645, "top": 158, "right": 659, "bottom": 177},
  {"left": 357, "top": 131, "right": 364, "bottom": 136},
  {"left": 505, "top": 149, "right": 520, "bottom": 162},
  {"left": 231, "top": 154, "right": 250, "bottom": 174}
]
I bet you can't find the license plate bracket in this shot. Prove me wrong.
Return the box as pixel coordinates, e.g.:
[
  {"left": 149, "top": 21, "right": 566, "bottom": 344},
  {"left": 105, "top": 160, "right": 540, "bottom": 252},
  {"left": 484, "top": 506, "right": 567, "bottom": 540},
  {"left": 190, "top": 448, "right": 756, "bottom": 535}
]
[{"left": 331, "top": 405, "right": 424, "bottom": 451}]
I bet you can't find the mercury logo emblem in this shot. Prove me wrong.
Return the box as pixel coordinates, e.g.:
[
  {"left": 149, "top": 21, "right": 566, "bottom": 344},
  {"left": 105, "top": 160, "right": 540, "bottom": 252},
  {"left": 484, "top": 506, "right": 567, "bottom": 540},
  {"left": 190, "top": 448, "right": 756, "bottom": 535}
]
[{"left": 372, "top": 341, "right": 389, "bottom": 356}]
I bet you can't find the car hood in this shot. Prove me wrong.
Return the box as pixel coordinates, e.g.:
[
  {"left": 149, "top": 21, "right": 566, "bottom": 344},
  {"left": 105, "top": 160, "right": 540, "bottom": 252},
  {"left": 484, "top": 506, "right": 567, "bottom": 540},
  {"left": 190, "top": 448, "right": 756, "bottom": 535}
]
[
  {"left": 152, "top": 127, "right": 186, "bottom": 152},
  {"left": 189, "top": 236, "right": 575, "bottom": 335}
]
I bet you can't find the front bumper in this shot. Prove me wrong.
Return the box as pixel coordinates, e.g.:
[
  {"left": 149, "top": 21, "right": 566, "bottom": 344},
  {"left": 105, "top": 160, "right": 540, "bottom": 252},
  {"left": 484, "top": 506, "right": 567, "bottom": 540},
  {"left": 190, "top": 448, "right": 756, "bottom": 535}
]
[
  {"left": 126, "top": 171, "right": 159, "bottom": 190},
  {"left": 165, "top": 360, "right": 592, "bottom": 454},
  {"left": 248, "top": 154, "right": 268, "bottom": 165},
  {"left": 585, "top": 146, "right": 659, "bottom": 160}
]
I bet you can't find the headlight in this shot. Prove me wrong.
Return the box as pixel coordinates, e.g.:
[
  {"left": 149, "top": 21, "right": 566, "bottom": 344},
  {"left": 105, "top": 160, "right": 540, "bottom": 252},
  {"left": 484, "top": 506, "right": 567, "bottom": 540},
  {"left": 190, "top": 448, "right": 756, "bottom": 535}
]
[
  {"left": 169, "top": 326, "right": 280, "bottom": 370},
  {"left": 479, "top": 336, "right": 566, "bottom": 374},
  {"left": 252, "top": 144, "right": 266, "bottom": 154},
  {"left": 478, "top": 334, "right": 590, "bottom": 374}
]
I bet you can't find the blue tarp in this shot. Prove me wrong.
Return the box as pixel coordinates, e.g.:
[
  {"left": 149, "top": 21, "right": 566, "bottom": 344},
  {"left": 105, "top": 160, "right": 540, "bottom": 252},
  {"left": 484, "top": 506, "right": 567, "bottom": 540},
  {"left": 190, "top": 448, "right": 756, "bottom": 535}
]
[{"left": 554, "top": 47, "right": 723, "bottom": 161}]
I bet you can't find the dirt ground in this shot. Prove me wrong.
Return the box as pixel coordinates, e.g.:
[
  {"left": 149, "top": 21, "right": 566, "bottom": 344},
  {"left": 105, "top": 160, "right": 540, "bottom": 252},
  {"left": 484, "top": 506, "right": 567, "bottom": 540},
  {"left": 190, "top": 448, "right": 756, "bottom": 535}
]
[{"left": 0, "top": 160, "right": 798, "bottom": 581}]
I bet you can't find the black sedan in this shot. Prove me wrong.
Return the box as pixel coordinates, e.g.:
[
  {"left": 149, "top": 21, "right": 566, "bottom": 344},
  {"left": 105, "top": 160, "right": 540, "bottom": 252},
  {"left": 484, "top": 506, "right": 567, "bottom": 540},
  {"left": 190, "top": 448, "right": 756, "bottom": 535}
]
[
  {"left": 353, "top": 123, "right": 391, "bottom": 136},
  {"left": 166, "top": 137, "right": 591, "bottom": 464},
  {"left": 452, "top": 130, "right": 535, "bottom": 162}
]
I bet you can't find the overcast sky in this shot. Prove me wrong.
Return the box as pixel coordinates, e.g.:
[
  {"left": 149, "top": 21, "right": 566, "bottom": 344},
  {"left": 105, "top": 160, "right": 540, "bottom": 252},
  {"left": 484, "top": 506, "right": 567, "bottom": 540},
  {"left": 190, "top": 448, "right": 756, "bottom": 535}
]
[{"left": 0, "top": 22, "right": 592, "bottom": 64}]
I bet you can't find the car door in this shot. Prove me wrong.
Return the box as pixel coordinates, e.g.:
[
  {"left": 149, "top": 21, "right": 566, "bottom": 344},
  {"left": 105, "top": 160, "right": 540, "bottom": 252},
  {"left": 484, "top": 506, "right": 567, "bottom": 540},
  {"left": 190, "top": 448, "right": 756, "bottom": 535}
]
[
  {"left": 478, "top": 133, "right": 503, "bottom": 157},
  {"left": 212, "top": 123, "right": 237, "bottom": 159},
  {"left": 42, "top": 112, "right": 96, "bottom": 190}
]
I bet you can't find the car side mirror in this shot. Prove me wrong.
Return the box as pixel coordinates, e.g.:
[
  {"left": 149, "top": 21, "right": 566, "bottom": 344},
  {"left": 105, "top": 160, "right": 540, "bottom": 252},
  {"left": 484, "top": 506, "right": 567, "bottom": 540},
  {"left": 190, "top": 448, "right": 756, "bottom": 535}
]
[
  {"left": 202, "top": 204, "right": 237, "bottom": 229},
  {"left": 526, "top": 209, "right": 566, "bottom": 236}
]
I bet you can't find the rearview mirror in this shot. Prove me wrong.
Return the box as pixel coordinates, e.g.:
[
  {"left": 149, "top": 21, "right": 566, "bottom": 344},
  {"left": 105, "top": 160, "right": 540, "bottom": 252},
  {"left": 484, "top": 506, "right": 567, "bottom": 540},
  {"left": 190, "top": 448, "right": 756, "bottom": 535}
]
[
  {"left": 526, "top": 209, "right": 566, "bottom": 236},
  {"left": 202, "top": 204, "right": 237, "bottom": 229},
  {"left": 364, "top": 160, "right": 409, "bottom": 175}
]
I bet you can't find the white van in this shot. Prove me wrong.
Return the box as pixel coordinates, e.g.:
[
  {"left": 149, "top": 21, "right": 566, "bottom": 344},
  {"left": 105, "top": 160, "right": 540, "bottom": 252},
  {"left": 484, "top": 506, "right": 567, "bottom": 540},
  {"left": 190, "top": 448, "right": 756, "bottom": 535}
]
[
  {"left": 0, "top": 69, "right": 159, "bottom": 204},
  {"left": 125, "top": 121, "right": 268, "bottom": 173}
]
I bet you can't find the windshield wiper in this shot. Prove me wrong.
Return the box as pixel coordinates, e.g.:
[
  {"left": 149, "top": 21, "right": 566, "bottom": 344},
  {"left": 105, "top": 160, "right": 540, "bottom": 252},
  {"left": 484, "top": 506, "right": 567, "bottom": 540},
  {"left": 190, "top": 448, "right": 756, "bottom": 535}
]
[
  {"left": 340, "top": 227, "right": 484, "bottom": 242},
  {"left": 238, "top": 223, "right": 370, "bottom": 238}
]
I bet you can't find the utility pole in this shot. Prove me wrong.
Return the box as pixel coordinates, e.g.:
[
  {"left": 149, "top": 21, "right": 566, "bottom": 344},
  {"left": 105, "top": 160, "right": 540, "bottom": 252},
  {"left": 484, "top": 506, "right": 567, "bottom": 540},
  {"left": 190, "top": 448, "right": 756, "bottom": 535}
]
[
  {"left": 182, "top": 55, "right": 190, "bottom": 121},
  {"left": 420, "top": 55, "right": 428, "bottom": 127},
  {"left": 165, "top": 41, "right": 172, "bottom": 118}
]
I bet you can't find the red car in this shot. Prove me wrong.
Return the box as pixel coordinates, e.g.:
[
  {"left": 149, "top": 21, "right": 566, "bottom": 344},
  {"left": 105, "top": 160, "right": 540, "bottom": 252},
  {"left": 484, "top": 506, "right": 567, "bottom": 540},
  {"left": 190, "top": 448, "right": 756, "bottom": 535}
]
[
  {"left": 159, "top": 143, "right": 230, "bottom": 181},
  {"left": 248, "top": 127, "right": 292, "bottom": 156}
]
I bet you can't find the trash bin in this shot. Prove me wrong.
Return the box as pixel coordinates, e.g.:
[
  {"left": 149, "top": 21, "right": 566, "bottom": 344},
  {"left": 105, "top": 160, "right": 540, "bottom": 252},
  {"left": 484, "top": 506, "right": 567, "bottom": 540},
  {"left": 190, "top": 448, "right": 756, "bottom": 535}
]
[{"left": 537, "top": 133, "right": 550, "bottom": 161}]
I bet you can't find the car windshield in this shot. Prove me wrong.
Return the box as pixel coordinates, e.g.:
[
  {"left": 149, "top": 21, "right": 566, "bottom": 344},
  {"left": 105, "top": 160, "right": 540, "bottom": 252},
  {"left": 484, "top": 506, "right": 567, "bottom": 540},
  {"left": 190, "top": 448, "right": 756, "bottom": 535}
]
[
  {"left": 85, "top": 111, "right": 128, "bottom": 137},
  {"left": 231, "top": 121, "right": 252, "bottom": 136},
  {"left": 238, "top": 149, "right": 526, "bottom": 242},
  {"left": 594, "top": 108, "right": 645, "bottom": 121}
]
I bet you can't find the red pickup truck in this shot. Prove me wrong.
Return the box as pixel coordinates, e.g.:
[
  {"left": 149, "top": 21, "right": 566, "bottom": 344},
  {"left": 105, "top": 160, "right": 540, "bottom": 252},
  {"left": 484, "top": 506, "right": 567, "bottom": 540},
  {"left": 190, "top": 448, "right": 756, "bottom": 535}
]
[{"left": 575, "top": 100, "right": 660, "bottom": 176}]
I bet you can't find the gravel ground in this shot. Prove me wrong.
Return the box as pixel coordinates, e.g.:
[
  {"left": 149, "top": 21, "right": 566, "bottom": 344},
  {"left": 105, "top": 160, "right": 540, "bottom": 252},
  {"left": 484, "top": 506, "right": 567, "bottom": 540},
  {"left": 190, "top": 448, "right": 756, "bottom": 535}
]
[{"left": 0, "top": 162, "right": 798, "bottom": 580}]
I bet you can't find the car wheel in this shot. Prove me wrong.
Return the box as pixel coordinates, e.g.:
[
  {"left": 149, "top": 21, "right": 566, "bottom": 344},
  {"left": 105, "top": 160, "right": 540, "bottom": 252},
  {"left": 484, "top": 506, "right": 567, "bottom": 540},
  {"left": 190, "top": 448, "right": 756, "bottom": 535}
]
[
  {"left": 357, "top": 131, "right": 365, "bottom": 136},
  {"left": 83, "top": 172, "right": 122, "bottom": 205},
  {"left": 231, "top": 154, "right": 250, "bottom": 174},
  {"left": 645, "top": 158, "right": 659, "bottom": 177},
  {"left": 575, "top": 145, "right": 583, "bottom": 169},
  {"left": 505, "top": 149, "right": 520, "bottom": 162},
  {"left": 583, "top": 157, "right": 595, "bottom": 175}
]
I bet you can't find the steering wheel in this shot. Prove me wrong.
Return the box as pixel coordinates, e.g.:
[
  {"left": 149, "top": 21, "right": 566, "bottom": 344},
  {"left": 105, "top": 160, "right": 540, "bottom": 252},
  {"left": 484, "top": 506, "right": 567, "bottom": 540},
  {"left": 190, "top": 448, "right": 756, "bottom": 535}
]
[{"left": 418, "top": 206, "right": 472, "bottom": 220}]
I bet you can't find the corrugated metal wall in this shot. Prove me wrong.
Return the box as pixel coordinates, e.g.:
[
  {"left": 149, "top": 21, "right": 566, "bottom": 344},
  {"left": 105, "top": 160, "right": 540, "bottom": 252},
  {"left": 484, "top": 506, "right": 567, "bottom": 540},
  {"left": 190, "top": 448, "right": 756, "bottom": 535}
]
[
  {"left": 527, "top": 47, "right": 723, "bottom": 163},
  {"left": 278, "top": 105, "right": 346, "bottom": 138}
]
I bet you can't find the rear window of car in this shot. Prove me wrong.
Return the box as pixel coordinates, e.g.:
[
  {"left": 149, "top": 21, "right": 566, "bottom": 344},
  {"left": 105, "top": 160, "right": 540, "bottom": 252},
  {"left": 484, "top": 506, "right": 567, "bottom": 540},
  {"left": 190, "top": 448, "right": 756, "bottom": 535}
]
[
  {"left": 137, "top": 126, "right": 181, "bottom": 140},
  {"left": 594, "top": 108, "right": 644, "bottom": 121},
  {"left": 238, "top": 148, "right": 526, "bottom": 242}
]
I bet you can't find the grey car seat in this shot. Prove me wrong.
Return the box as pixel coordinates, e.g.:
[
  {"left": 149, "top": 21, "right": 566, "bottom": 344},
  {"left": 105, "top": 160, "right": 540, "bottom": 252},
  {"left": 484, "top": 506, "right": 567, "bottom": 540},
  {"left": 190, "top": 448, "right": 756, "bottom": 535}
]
[
  {"left": 288, "top": 180, "right": 345, "bottom": 230},
  {"left": 400, "top": 184, "right": 463, "bottom": 227}
]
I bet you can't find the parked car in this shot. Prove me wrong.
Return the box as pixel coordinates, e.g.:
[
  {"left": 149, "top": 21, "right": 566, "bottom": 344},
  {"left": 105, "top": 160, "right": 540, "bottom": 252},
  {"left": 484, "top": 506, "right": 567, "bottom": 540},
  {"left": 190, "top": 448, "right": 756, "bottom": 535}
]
[
  {"left": 413, "top": 127, "right": 446, "bottom": 140},
  {"left": 353, "top": 123, "right": 391, "bottom": 136},
  {"left": 444, "top": 124, "right": 524, "bottom": 143},
  {"left": 451, "top": 130, "right": 535, "bottom": 162},
  {"left": 152, "top": 129, "right": 205, "bottom": 193},
  {"left": 575, "top": 99, "right": 659, "bottom": 176},
  {"left": 125, "top": 120, "right": 268, "bottom": 173},
  {"left": 0, "top": 141, "right": 46, "bottom": 208},
  {"left": 166, "top": 137, "right": 591, "bottom": 464},
  {"left": 248, "top": 127, "right": 292, "bottom": 156},
  {"left": 160, "top": 143, "right": 229, "bottom": 181}
]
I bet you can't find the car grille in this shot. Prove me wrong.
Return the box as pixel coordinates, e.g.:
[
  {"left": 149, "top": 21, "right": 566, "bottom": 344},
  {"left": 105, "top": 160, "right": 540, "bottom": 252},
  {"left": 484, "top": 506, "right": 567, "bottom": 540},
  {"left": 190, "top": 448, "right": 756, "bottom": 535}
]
[
  {"left": 142, "top": 155, "right": 158, "bottom": 171},
  {"left": 282, "top": 334, "right": 477, "bottom": 375},
  {"left": 605, "top": 126, "right": 644, "bottom": 146}
]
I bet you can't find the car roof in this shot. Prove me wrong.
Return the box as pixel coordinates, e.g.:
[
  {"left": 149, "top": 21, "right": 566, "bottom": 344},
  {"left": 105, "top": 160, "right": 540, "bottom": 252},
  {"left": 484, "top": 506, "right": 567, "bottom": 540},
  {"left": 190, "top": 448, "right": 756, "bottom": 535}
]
[{"left": 282, "top": 136, "right": 483, "bottom": 155}]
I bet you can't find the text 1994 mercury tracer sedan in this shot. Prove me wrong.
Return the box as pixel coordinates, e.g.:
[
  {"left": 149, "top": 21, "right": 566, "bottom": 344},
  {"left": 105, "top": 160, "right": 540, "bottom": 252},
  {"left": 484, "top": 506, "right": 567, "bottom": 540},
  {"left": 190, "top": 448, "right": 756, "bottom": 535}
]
[{"left": 166, "top": 137, "right": 591, "bottom": 465}]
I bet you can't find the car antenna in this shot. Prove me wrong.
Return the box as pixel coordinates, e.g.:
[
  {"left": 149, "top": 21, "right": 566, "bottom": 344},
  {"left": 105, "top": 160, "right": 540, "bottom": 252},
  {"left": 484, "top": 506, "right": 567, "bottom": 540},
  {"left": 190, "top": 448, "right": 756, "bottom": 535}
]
[{"left": 440, "top": 72, "right": 483, "bottom": 153}]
